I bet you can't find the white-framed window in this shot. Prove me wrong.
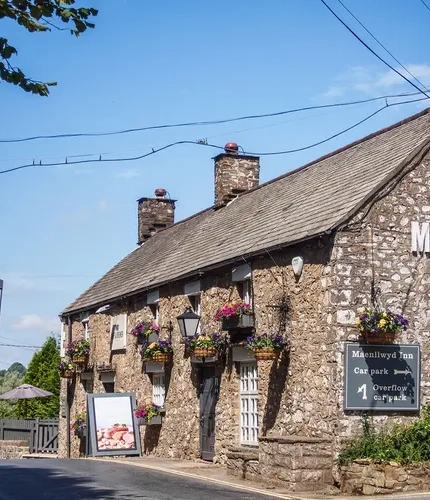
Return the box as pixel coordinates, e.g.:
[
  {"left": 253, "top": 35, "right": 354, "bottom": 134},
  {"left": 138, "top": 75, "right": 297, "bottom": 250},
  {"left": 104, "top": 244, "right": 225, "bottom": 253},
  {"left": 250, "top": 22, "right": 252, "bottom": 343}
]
[
  {"left": 232, "top": 264, "right": 252, "bottom": 306},
  {"left": 149, "top": 303, "right": 159, "bottom": 326},
  {"left": 147, "top": 290, "right": 160, "bottom": 327},
  {"left": 152, "top": 373, "right": 165, "bottom": 407},
  {"left": 60, "top": 322, "right": 66, "bottom": 358},
  {"left": 241, "top": 280, "right": 252, "bottom": 305},
  {"left": 190, "top": 294, "right": 201, "bottom": 334},
  {"left": 83, "top": 320, "right": 89, "bottom": 340},
  {"left": 240, "top": 362, "right": 259, "bottom": 445}
]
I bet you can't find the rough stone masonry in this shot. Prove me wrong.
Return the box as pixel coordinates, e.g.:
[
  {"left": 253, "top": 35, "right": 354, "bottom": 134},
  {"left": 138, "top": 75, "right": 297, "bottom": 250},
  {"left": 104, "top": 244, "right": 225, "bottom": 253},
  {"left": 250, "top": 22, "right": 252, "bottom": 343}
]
[{"left": 59, "top": 141, "right": 430, "bottom": 493}]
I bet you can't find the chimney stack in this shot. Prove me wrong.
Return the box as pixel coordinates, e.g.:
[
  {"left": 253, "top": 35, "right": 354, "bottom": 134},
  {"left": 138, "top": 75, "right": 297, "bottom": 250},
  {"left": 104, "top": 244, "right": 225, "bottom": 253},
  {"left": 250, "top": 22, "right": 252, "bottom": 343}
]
[
  {"left": 137, "top": 189, "right": 176, "bottom": 245},
  {"left": 214, "top": 143, "right": 260, "bottom": 206}
]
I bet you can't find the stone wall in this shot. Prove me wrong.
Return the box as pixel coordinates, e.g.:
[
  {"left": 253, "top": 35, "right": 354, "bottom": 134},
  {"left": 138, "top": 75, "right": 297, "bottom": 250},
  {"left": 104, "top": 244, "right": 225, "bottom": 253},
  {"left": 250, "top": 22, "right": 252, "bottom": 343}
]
[
  {"left": 59, "top": 238, "right": 333, "bottom": 465},
  {"left": 341, "top": 460, "right": 430, "bottom": 495},
  {"left": 258, "top": 436, "right": 333, "bottom": 492},
  {"left": 214, "top": 152, "right": 260, "bottom": 205},
  {"left": 0, "top": 440, "right": 29, "bottom": 459},
  {"left": 252, "top": 242, "right": 336, "bottom": 440},
  {"left": 226, "top": 445, "right": 260, "bottom": 481},
  {"left": 327, "top": 153, "right": 430, "bottom": 473},
  {"left": 137, "top": 195, "right": 175, "bottom": 244}
]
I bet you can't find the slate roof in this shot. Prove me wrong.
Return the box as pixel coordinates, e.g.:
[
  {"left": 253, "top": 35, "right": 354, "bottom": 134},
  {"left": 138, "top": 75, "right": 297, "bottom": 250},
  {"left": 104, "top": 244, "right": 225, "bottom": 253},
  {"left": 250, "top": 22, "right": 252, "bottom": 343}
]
[{"left": 62, "top": 108, "right": 430, "bottom": 314}]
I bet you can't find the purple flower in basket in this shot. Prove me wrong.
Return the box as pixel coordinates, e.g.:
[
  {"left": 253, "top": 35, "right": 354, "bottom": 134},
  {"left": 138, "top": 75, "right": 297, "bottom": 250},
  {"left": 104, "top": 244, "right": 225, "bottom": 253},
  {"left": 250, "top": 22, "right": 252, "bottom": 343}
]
[
  {"left": 355, "top": 308, "right": 408, "bottom": 335},
  {"left": 245, "top": 333, "right": 290, "bottom": 351},
  {"left": 130, "top": 322, "right": 159, "bottom": 338}
]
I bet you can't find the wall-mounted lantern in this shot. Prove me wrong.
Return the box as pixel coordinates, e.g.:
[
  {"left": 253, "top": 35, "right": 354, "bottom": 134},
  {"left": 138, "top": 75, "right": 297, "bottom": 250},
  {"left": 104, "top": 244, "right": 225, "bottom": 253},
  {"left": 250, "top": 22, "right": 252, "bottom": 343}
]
[
  {"left": 292, "top": 256, "right": 304, "bottom": 277},
  {"left": 176, "top": 307, "right": 201, "bottom": 339}
]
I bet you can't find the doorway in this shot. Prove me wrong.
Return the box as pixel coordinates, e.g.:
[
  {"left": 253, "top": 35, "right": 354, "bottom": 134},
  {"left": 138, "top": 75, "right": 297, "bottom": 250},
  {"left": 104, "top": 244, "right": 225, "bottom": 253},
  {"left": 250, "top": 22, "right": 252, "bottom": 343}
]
[{"left": 199, "top": 366, "right": 219, "bottom": 461}]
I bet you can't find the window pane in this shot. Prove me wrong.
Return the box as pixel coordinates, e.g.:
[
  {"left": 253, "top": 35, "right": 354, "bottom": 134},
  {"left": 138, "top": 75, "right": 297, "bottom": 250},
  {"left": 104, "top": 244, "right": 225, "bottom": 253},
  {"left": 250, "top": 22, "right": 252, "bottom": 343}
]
[{"left": 239, "top": 363, "right": 259, "bottom": 445}]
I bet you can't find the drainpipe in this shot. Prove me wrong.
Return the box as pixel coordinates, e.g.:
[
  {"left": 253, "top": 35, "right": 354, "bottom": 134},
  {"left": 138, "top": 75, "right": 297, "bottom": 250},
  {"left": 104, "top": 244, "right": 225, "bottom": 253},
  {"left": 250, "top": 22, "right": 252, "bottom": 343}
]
[{"left": 66, "top": 315, "right": 72, "bottom": 459}]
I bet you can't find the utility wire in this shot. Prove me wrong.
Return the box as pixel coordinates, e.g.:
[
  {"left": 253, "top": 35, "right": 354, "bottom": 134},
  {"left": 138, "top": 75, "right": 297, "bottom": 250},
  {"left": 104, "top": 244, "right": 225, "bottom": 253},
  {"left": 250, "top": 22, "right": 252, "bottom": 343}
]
[
  {"left": 0, "top": 97, "right": 427, "bottom": 175},
  {"left": 0, "top": 141, "right": 215, "bottom": 175},
  {"left": 319, "top": 0, "right": 430, "bottom": 98},
  {"left": 419, "top": 0, "right": 430, "bottom": 11},
  {"left": 335, "top": 0, "right": 429, "bottom": 92},
  {"left": 0, "top": 343, "right": 41, "bottom": 349},
  {"left": 0, "top": 91, "right": 424, "bottom": 144}
]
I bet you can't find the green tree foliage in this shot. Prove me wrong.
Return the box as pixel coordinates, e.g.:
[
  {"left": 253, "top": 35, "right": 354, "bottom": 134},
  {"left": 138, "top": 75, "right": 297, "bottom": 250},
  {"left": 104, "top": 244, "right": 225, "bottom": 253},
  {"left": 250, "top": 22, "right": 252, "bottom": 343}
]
[
  {"left": 7, "top": 362, "right": 26, "bottom": 376},
  {"left": 0, "top": 0, "right": 97, "bottom": 96},
  {"left": 0, "top": 370, "right": 24, "bottom": 417},
  {"left": 15, "top": 335, "right": 60, "bottom": 418}
]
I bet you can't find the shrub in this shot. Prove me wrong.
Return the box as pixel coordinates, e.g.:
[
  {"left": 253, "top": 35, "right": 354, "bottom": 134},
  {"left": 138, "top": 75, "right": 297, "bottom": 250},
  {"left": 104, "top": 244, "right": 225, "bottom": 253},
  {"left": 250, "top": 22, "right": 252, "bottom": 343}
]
[{"left": 338, "top": 409, "right": 430, "bottom": 465}]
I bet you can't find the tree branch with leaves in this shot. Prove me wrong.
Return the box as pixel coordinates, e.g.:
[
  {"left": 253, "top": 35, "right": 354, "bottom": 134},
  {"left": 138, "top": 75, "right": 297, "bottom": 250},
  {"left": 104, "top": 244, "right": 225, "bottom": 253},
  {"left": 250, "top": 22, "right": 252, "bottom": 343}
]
[{"left": 0, "top": 0, "right": 97, "bottom": 96}]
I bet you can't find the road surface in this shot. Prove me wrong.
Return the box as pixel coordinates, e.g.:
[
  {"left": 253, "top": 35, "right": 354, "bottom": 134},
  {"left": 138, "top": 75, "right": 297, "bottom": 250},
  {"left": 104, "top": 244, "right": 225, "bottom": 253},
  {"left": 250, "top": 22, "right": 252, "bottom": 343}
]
[
  {"left": 0, "top": 459, "right": 277, "bottom": 500},
  {"left": 0, "top": 459, "right": 429, "bottom": 500}
]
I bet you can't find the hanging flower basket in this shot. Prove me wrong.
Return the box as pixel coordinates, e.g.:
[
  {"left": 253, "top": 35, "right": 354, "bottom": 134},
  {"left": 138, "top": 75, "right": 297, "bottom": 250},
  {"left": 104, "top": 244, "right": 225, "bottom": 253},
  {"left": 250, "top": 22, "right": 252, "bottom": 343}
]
[
  {"left": 151, "top": 352, "right": 172, "bottom": 363},
  {"left": 215, "top": 303, "right": 253, "bottom": 330},
  {"left": 253, "top": 348, "right": 280, "bottom": 360},
  {"left": 71, "top": 412, "right": 87, "bottom": 438},
  {"left": 193, "top": 347, "right": 217, "bottom": 358},
  {"left": 72, "top": 355, "right": 89, "bottom": 366},
  {"left": 140, "top": 340, "right": 173, "bottom": 364},
  {"left": 137, "top": 415, "right": 162, "bottom": 426},
  {"left": 355, "top": 309, "right": 408, "bottom": 344},
  {"left": 186, "top": 333, "right": 226, "bottom": 358},
  {"left": 57, "top": 360, "right": 75, "bottom": 378},
  {"left": 66, "top": 338, "right": 90, "bottom": 366},
  {"left": 76, "top": 428, "right": 87, "bottom": 438},
  {"left": 222, "top": 314, "right": 254, "bottom": 331},
  {"left": 362, "top": 331, "right": 396, "bottom": 344},
  {"left": 246, "top": 333, "right": 290, "bottom": 361},
  {"left": 134, "top": 403, "right": 164, "bottom": 426},
  {"left": 130, "top": 321, "right": 160, "bottom": 344}
]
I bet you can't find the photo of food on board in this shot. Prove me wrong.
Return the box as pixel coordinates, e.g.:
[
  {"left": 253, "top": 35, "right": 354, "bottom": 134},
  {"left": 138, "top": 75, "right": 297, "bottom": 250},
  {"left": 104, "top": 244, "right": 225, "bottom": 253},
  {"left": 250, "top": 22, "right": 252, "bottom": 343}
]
[{"left": 93, "top": 396, "right": 136, "bottom": 450}]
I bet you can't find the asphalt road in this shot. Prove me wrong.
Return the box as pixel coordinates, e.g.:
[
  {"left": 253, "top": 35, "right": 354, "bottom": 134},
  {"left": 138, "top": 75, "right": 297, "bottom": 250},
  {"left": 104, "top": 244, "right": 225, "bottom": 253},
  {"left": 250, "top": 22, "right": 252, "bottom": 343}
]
[{"left": 0, "top": 459, "right": 275, "bottom": 500}]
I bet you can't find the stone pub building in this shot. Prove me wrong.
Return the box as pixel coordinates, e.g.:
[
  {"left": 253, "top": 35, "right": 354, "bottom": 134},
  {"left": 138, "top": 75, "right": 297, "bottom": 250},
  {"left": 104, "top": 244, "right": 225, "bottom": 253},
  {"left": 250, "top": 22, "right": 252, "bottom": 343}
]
[{"left": 59, "top": 108, "right": 430, "bottom": 492}]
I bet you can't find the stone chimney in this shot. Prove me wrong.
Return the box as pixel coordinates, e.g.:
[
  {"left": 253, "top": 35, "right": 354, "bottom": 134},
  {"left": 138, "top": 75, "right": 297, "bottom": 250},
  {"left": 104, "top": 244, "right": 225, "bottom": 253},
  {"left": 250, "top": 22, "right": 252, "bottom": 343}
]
[
  {"left": 214, "top": 143, "right": 260, "bottom": 206},
  {"left": 137, "top": 188, "right": 176, "bottom": 245}
]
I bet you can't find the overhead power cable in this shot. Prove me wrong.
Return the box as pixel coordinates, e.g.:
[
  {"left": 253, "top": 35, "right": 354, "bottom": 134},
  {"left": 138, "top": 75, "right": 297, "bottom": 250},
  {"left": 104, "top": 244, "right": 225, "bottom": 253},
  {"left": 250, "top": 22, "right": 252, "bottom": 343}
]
[
  {"left": 419, "top": 0, "right": 430, "bottom": 11},
  {"left": 319, "top": 0, "right": 430, "bottom": 98},
  {"left": 0, "top": 343, "right": 41, "bottom": 349},
  {"left": 335, "top": 0, "right": 429, "bottom": 93},
  {"left": 0, "top": 96, "right": 426, "bottom": 176},
  {"left": 0, "top": 91, "right": 424, "bottom": 144}
]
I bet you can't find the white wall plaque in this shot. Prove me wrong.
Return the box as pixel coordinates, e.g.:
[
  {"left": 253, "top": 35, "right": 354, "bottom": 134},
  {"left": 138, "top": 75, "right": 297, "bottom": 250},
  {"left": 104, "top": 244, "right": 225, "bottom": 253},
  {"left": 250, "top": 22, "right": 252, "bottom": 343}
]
[{"left": 110, "top": 314, "right": 127, "bottom": 351}]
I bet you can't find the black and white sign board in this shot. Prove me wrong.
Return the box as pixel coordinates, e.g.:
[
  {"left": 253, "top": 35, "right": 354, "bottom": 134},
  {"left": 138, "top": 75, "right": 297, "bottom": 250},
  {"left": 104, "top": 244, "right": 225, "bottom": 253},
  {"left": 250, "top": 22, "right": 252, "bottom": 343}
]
[{"left": 344, "top": 343, "right": 420, "bottom": 411}]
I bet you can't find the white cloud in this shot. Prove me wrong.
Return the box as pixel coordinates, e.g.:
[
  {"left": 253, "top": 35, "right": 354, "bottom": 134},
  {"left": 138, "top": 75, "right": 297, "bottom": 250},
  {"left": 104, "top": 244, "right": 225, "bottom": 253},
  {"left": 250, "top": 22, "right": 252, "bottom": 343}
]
[
  {"left": 115, "top": 169, "right": 140, "bottom": 179},
  {"left": 320, "top": 63, "right": 430, "bottom": 99},
  {"left": 12, "top": 314, "right": 59, "bottom": 333},
  {"left": 375, "top": 64, "right": 430, "bottom": 89}
]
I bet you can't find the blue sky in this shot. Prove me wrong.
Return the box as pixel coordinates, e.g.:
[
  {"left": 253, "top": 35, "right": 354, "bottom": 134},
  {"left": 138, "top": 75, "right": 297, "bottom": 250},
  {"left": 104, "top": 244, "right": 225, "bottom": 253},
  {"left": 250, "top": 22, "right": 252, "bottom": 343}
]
[{"left": 0, "top": 0, "right": 429, "bottom": 367}]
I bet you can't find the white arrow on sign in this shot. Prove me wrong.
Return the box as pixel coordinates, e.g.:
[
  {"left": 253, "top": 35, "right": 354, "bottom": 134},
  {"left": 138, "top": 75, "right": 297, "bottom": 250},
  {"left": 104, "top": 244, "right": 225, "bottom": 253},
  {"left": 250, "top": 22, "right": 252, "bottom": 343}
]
[{"left": 394, "top": 369, "right": 411, "bottom": 375}]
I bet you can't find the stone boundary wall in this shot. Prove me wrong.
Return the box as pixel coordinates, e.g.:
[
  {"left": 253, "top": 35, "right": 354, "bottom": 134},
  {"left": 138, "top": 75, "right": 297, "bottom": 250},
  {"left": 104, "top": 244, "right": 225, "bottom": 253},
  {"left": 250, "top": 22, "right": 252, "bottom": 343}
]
[
  {"left": 259, "top": 435, "right": 333, "bottom": 492},
  {"left": 0, "top": 440, "right": 29, "bottom": 459},
  {"left": 341, "top": 459, "right": 430, "bottom": 495},
  {"left": 226, "top": 446, "right": 260, "bottom": 481}
]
